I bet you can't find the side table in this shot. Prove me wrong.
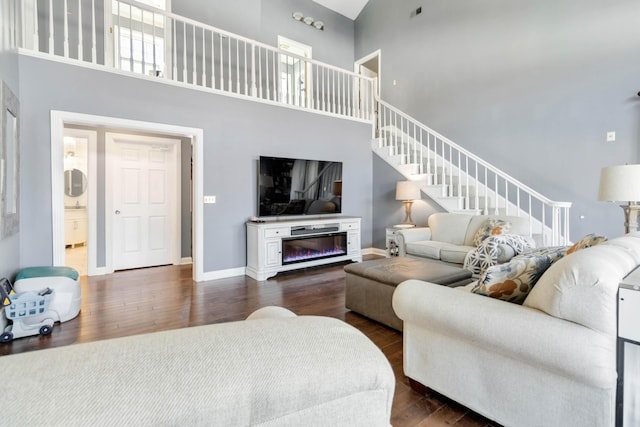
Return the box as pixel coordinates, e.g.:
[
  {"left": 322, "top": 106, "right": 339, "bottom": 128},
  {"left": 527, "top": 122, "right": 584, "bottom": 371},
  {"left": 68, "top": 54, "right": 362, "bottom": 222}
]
[
  {"left": 385, "top": 224, "right": 415, "bottom": 257},
  {"left": 617, "top": 266, "right": 640, "bottom": 426}
]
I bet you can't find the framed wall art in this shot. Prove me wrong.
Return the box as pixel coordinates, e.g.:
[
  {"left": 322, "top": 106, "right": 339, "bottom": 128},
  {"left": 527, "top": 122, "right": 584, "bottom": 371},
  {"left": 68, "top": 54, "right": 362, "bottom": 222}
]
[{"left": 0, "top": 80, "right": 19, "bottom": 239}]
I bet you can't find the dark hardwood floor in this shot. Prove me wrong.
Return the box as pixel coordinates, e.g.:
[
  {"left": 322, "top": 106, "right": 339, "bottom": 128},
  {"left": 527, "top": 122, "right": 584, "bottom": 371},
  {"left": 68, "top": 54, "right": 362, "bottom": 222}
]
[{"left": 0, "top": 257, "right": 499, "bottom": 427}]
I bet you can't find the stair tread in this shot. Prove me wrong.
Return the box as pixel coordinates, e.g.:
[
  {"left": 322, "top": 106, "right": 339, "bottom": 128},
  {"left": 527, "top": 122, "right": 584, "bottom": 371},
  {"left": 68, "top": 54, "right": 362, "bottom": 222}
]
[{"left": 374, "top": 122, "right": 570, "bottom": 245}]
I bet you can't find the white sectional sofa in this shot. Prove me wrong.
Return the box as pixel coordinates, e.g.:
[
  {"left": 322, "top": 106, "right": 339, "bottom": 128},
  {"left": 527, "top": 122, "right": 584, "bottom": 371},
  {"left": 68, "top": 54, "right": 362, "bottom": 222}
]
[
  {"left": 396, "top": 212, "right": 533, "bottom": 264},
  {"left": 1, "top": 307, "right": 395, "bottom": 426},
  {"left": 392, "top": 235, "right": 640, "bottom": 427}
]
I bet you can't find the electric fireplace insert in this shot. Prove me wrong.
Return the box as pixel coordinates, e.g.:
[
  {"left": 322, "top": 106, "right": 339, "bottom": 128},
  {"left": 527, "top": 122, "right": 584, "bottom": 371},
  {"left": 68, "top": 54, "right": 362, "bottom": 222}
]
[{"left": 281, "top": 232, "right": 347, "bottom": 265}]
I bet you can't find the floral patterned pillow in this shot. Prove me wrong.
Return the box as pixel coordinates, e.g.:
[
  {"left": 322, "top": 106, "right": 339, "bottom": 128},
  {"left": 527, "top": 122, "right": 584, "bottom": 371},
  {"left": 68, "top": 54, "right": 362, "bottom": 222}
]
[
  {"left": 472, "top": 218, "right": 512, "bottom": 247},
  {"left": 471, "top": 247, "right": 568, "bottom": 304},
  {"left": 517, "top": 246, "right": 568, "bottom": 263},
  {"left": 566, "top": 233, "right": 607, "bottom": 255}
]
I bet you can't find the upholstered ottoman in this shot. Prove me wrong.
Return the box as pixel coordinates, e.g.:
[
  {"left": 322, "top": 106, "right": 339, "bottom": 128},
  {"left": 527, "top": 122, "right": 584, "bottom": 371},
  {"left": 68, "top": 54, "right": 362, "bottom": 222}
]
[{"left": 345, "top": 257, "right": 472, "bottom": 330}]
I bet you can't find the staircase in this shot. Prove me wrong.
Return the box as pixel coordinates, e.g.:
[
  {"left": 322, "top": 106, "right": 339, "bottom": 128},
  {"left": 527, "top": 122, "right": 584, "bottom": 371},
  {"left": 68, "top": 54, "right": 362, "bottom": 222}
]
[
  {"left": 7, "top": 0, "right": 572, "bottom": 246},
  {"left": 374, "top": 98, "right": 572, "bottom": 247}
]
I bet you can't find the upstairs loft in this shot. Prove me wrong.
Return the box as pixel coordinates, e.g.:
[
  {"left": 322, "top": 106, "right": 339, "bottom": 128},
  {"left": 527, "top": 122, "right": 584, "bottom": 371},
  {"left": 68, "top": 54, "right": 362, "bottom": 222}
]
[{"left": 5, "top": 0, "right": 376, "bottom": 124}]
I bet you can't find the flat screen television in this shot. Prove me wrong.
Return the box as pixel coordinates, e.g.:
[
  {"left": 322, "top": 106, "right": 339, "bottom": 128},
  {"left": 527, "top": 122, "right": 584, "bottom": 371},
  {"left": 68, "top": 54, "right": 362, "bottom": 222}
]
[{"left": 258, "top": 156, "right": 343, "bottom": 217}]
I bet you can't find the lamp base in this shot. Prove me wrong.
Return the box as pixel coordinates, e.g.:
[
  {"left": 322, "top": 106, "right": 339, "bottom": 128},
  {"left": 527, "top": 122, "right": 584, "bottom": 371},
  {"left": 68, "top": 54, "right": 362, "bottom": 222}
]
[
  {"left": 621, "top": 204, "right": 640, "bottom": 234},
  {"left": 402, "top": 201, "right": 415, "bottom": 226}
]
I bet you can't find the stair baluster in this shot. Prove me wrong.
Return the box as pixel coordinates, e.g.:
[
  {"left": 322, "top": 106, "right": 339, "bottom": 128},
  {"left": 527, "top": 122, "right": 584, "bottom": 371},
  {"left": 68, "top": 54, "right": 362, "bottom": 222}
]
[{"left": 374, "top": 97, "right": 572, "bottom": 246}]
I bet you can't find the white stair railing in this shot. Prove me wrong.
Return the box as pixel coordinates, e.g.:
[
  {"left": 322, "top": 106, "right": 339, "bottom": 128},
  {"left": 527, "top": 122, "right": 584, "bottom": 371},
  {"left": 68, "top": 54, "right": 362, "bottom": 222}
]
[
  {"left": 377, "top": 98, "right": 572, "bottom": 246},
  {"left": 7, "top": 0, "right": 375, "bottom": 122}
]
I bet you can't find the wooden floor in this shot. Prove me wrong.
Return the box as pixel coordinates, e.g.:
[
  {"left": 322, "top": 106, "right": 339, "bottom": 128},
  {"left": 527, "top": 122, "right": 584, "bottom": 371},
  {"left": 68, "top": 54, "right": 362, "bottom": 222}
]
[{"left": 0, "top": 258, "right": 499, "bottom": 427}]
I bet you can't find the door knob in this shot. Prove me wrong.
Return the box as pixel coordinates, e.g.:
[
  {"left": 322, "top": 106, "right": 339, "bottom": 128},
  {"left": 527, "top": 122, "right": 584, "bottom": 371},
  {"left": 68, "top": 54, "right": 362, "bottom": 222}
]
[{"left": 115, "top": 210, "right": 121, "bottom": 215}]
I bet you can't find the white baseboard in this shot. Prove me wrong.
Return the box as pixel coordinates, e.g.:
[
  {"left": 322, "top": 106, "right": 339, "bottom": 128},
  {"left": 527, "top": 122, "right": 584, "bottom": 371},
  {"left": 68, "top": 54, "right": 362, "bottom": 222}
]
[
  {"left": 197, "top": 267, "right": 246, "bottom": 282},
  {"left": 363, "top": 247, "right": 387, "bottom": 257},
  {"left": 87, "top": 267, "right": 109, "bottom": 276},
  {"left": 89, "top": 250, "right": 384, "bottom": 282},
  {"left": 198, "top": 248, "right": 387, "bottom": 284}
]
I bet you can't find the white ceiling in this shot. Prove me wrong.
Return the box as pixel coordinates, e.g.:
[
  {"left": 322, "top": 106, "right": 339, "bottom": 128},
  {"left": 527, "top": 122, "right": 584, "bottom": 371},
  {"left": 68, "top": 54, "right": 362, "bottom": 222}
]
[{"left": 312, "top": 0, "right": 370, "bottom": 20}]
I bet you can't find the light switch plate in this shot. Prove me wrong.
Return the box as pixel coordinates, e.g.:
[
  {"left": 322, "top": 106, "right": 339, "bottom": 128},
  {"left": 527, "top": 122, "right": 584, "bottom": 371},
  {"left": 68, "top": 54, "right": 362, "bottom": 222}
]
[{"left": 204, "top": 195, "right": 216, "bottom": 204}]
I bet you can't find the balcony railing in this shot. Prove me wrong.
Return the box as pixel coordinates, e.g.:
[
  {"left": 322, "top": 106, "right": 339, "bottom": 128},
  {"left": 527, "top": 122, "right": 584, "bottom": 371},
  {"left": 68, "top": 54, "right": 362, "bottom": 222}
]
[{"left": 5, "top": 0, "right": 375, "bottom": 122}]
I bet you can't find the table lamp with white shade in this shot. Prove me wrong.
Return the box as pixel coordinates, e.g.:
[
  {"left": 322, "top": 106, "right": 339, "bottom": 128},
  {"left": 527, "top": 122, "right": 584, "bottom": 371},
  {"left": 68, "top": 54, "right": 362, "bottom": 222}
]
[
  {"left": 396, "top": 181, "right": 421, "bottom": 225},
  {"left": 598, "top": 164, "right": 640, "bottom": 234}
]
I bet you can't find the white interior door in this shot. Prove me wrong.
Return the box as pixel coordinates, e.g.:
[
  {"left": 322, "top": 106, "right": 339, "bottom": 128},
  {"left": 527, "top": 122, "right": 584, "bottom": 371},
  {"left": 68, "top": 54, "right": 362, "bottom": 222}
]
[{"left": 106, "top": 133, "right": 180, "bottom": 271}]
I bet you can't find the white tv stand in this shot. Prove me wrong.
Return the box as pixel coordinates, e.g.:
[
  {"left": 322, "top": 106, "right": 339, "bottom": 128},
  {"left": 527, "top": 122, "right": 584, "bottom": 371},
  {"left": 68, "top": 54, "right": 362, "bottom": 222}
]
[{"left": 246, "top": 216, "right": 362, "bottom": 281}]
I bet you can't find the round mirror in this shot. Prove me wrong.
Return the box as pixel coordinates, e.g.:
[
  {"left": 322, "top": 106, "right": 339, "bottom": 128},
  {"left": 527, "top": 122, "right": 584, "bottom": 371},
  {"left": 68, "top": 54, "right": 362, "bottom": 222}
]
[{"left": 64, "top": 168, "right": 87, "bottom": 197}]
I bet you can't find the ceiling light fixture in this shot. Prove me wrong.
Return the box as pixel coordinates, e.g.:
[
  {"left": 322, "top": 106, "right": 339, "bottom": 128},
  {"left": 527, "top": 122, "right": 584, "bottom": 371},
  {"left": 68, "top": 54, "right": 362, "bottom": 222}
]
[{"left": 292, "top": 12, "right": 324, "bottom": 31}]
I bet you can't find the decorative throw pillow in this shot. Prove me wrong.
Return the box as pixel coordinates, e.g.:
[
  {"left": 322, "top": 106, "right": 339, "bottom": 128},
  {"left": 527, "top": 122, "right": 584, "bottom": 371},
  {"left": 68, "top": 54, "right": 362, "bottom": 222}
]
[
  {"left": 472, "top": 218, "right": 511, "bottom": 247},
  {"left": 463, "top": 234, "right": 534, "bottom": 277},
  {"left": 566, "top": 233, "right": 607, "bottom": 255},
  {"left": 471, "top": 247, "right": 567, "bottom": 304},
  {"left": 517, "top": 246, "right": 569, "bottom": 263}
]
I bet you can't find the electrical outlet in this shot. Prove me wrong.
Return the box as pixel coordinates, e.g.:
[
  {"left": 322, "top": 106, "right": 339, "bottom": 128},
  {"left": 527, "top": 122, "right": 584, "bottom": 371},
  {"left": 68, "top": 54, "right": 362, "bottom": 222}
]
[
  {"left": 607, "top": 131, "right": 616, "bottom": 142},
  {"left": 204, "top": 195, "right": 216, "bottom": 204}
]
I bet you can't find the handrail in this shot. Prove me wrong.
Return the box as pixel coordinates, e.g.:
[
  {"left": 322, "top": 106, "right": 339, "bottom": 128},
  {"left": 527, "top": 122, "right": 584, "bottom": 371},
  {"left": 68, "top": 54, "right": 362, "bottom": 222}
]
[
  {"left": 376, "top": 96, "right": 572, "bottom": 245},
  {"left": 122, "top": 0, "right": 367, "bottom": 78},
  {"left": 11, "top": 0, "right": 375, "bottom": 122},
  {"left": 377, "top": 97, "right": 569, "bottom": 209}
]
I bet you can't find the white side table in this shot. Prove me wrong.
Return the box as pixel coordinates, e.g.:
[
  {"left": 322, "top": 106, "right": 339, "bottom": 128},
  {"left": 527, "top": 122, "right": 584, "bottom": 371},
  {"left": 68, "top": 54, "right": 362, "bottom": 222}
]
[
  {"left": 385, "top": 224, "right": 415, "bottom": 257},
  {"left": 618, "top": 266, "right": 640, "bottom": 426}
]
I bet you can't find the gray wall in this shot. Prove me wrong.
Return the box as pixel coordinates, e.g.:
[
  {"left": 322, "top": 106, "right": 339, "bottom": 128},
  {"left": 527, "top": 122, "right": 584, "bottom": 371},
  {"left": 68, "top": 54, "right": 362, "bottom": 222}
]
[
  {"left": 259, "top": 0, "right": 355, "bottom": 69},
  {"left": 356, "top": 0, "right": 640, "bottom": 241},
  {"left": 372, "top": 157, "right": 444, "bottom": 249},
  {"left": 172, "top": 0, "right": 262, "bottom": 40},
  {"left": 174, "top": 0, "right": 355, "bottom": 69},
  {"left": 18, "top": 55, "right": 372, "bottom": 273},
  {"left": 0, "top": 0, "right": 21, "bottom": 280}
]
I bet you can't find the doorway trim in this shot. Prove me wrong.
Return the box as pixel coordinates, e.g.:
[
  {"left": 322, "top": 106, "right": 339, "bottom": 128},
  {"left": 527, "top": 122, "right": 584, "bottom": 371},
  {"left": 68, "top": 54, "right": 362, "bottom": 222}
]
[
  {"left": 354, "top": 49, "right": 381, "bottom": 97},
  {"left": 51, "top": 111, "right": 205, "bottom": 281},
  {"left": 62, "top": 127, "right": 98, "bottom": 275}
]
